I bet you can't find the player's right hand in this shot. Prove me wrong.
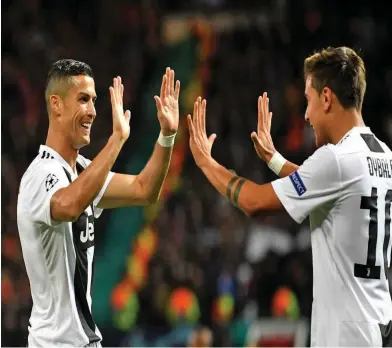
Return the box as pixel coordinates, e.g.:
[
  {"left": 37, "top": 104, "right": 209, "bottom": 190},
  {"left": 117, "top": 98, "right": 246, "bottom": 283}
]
[
  {"left": 187, "top": 97, "right": 217, "bottom": 168},
  {"left": 109, "top": 76, "right": 131, "bottom": 143},
  {"left": 251, "top": 92, "right": 276, "bottom": 163}
]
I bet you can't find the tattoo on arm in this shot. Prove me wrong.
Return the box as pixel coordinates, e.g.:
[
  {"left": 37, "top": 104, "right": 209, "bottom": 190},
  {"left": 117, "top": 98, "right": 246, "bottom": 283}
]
[
  {"left": 226, "top": 173, "right": 247, "bottom": 207},
  {"left": 233, "top": 178, "right": 246, "bottom": 207},
  {"left": 226, "top": 175, "right": 240, "bottom": 202}
]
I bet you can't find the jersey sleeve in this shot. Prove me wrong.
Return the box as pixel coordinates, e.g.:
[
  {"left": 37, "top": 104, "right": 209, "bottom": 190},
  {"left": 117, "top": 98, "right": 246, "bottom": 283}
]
[
  {"left": 271, "top": 145, "right": 343, "bottom": 224},
  {"left": 28, "top": 163, "right": 70, "bottom": 227},
  {"left": 77, "top": 155, "right": 114, "bottom": 218}
]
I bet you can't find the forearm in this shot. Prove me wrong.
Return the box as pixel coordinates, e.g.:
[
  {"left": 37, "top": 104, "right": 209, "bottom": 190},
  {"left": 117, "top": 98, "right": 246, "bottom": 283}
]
[
  {"left": 52, "top": 135, "right": 124, "bottom": 220},
  {"left": 264, "top": 152, "right": 299, "bottom": 178},
  {"left": 137, "top": 142, "right": 173, "bottom": 202},
  {"left": 199, "top": 157, "right": 280, "bottom": 216}
]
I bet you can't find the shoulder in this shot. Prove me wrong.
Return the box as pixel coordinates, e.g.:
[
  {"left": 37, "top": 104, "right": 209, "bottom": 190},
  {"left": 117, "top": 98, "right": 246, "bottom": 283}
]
[
  {"left": 305, "top": 144, "right": 339, "bottom": 167},
  {"left": 20, "top": 156, "right": 68, "bottom": 196},
  {"left": 377, "top": 138, "right": 392, "bottom": 154}
]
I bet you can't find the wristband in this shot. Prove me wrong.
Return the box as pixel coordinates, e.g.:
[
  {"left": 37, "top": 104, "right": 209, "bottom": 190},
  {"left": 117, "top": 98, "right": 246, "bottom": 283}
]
[
  {"left": 158, "top": 131, "right": 176, "bottom": 147},
  {"left": 268, "top": 151, "right": 287, "bottom": 175}
]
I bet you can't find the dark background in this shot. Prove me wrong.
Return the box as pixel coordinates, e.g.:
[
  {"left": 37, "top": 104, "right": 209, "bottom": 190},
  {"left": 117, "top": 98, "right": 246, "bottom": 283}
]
[{"left": 2, "top": 0, "right": 391, "bottom": 346}]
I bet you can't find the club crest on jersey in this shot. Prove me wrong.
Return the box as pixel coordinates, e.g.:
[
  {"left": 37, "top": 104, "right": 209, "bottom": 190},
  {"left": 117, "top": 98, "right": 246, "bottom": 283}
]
[
  {"left": 289, "top": 171, "right": 307, "bottom": 196},
  {"left": 45, "top": 173, "right": 59, "bottom": 192}
]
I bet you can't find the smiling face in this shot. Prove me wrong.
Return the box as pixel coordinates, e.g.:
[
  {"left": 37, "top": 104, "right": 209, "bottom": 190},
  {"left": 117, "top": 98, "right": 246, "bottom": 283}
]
[{"left": 50, "top": 75, "right": 97, "bottom": 150}]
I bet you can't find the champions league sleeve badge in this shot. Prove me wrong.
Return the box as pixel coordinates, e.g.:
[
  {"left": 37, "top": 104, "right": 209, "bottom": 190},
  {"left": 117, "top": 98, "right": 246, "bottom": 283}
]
[{"left": 45, "top": 173, "right": 59, "bottom": 192}]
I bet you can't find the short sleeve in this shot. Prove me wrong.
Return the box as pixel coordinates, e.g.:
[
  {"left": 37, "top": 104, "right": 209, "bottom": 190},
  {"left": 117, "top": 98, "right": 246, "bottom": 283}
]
[
  {"left": 26, "top": 163, "right": 70, "bottom": 226},
  {"left": 77, "top": 155, "right": 114, "bottom": 218},
  {"left": 271, "top": 145, "right": 343, "bottom": 224}
]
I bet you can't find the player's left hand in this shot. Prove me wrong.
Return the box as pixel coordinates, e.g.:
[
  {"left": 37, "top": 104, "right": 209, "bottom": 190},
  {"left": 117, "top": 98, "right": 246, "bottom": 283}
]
[
  {"left": 154, "top": 67, "right": 180, "bottom": 136},
  {"left": 187, "top": 97, "right": 217, "bottom": 168},
  {"left": 251, "top": 92, "right": 276, "bottom": 163}
]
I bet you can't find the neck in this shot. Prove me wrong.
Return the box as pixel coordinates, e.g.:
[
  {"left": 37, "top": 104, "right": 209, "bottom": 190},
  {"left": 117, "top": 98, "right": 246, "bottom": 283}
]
[
  {"left": 46, "top": 126, "right": 78, "bottom": 172},
  {"left": 328, "top": 108, "right": 366, "bottom": 144}
]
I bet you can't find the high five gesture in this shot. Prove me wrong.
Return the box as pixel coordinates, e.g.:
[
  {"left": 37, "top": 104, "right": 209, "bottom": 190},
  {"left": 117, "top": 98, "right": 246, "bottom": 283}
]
[
  {"left": 110, "top": 76, "right": 131, "bottom": 143},
  {"left": 251, "top": 92, "right": 276, "bottom": 163},
  {"left": 154, "top": 67, "right": 180, "bottom": 136}
]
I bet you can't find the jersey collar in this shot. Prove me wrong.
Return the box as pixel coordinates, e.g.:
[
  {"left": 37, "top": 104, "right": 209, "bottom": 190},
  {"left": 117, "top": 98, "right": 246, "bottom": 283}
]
[
  {"left": 337, "top": 126, "right": 371, "bottom": 145},
  {"left": 39, "top": 145, "right": 76, "bottom": 175}
]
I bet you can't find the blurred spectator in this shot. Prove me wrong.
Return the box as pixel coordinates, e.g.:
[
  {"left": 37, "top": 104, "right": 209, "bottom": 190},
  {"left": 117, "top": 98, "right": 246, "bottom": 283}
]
[{"left": 188, "top": 327, "right": 213, "bottom": 347}]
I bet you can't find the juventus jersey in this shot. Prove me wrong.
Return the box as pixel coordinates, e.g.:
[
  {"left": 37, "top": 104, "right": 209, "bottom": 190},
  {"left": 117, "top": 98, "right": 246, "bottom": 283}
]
[
  {"left": 272, "top": 127, "right": 392, "bottom": 347},
  {"left": 17, "top": 145, "right": 114, "bottom": 347}
]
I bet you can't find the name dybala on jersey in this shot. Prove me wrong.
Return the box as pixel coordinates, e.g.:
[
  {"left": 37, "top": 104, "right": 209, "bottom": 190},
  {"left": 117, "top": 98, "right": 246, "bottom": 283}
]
[
  {"left": 272, "top": 127, "right": 392, "bottom": 347},
  {"left": 17, "top": 145, "right": 114, "bottom": 347}
]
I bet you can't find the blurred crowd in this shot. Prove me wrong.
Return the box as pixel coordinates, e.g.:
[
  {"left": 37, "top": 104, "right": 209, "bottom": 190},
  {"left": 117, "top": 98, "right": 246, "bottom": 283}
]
[{"left": 2, "top": 0, "right": 392, "bottom": 347}]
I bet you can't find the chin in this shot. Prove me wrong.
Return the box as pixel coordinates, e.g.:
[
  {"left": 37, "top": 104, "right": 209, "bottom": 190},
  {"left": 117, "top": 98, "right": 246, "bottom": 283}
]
[
  {"left": 73, "top": 137, "right": 90, "bottom": 150},
  {"left": 313, "top": 133, "right": 322, "bottom": 148},
  {"left": 314, "top": 136, "right": 327, "bottom": 148}
]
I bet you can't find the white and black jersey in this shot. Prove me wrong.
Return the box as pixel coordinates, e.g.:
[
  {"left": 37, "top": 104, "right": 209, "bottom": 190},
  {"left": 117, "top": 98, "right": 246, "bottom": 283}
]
[
  {"left": 17, "top": 145, "right": 114, "bottom": 347},
  {"left": 272, "top": 127, "right": 392, "bottom": 347}
]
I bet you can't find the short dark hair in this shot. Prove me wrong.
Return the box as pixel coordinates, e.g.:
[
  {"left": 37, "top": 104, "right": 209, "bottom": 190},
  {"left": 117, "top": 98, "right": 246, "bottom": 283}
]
[
  {"left": 45, "top": 59, "right": 94, "bottom": 113},
  {"left": 304, "top": 47, "right": 366, "bottom": 111}
]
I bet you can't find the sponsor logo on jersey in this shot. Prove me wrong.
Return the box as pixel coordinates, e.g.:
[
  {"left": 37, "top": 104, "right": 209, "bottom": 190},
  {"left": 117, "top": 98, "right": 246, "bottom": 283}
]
[
  {"left": 74, "top": 208, "right": 95, "bottom": 249},
  {"left": 289, "top": 171, "right": 307, "bottom": 196},
  {"left": 45, "top": 173, "right": 59, "bottom": 192},
  {"left": 80, "top": 219, "right": 94, "bottom": 244}
]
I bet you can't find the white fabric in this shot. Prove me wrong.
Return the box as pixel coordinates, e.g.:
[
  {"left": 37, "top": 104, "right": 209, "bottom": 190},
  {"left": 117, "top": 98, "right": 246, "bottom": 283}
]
[
  {"left": 268, "top": 151, "right": 287, "bottom": 176},
  {"left": 157, "top": 131, "right": 176, "bottom": 147},
  {"left": 17, "top": 145, "right": 114, "bottom": 347},
  {"left": 272, "top": 127, "right": 392, "bottom": 346}
]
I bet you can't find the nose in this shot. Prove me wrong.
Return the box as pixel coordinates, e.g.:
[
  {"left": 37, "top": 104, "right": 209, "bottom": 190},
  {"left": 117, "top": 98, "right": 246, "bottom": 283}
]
[{"left": 87, "top": 101, "right": 96, "bottom": 119}]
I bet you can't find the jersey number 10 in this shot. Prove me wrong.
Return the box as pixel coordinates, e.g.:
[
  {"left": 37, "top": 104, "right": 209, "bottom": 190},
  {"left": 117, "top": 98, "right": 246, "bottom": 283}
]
[{"left": 355, "top": 188, "right": 392, "bottom": 280}]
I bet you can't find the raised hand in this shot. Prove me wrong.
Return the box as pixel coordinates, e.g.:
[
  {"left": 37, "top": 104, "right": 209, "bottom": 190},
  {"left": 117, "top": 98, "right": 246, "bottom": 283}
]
[
  {"left": 154, "top": 67, "right": 180, "bottom": 136},
  {"left": 187, "top": 97, "right": 217, "bottom": 168},
  {"left": 109, "top": 76, "right": 131, "bottom": 142},
  {"left": 251, "top": 92, "right": 276, "bottom": 163}
]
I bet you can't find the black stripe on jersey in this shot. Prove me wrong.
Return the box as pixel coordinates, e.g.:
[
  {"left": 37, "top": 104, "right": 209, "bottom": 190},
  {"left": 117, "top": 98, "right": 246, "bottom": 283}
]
[
  {"left": 355, "top": 187, "right": 381, "bottom": 279},
  {"left": 379, "top": 320, "right": 392, "bottom": 347},
  {"left": 75, "top": 161, "right": 96, "bottom": 302},
  {"left": 361, "top": 134, "right": 384, "bottom": 153},
  {"left": 63, "top": 166, "right": 100, "bottom": 344}
]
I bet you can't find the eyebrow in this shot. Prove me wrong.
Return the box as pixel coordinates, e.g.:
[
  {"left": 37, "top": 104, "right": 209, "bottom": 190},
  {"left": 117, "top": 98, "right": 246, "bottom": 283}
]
[{"left": 78, "top": 92, "right": 97, "bottom": 101}]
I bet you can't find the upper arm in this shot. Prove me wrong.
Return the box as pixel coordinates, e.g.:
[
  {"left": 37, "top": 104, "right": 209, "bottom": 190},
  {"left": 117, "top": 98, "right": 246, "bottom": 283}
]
[
  {"left": 238, "top": 181, "right": 283, "bottom": 216},
  {"left": 24, "top": 163, "right": 70, "bottom": 225},
  {"left": 96, "top": 173, "right": 149, "bottom": 209},
  {"left": 270, "top": 145, "right": 343, "bottom": 223}
]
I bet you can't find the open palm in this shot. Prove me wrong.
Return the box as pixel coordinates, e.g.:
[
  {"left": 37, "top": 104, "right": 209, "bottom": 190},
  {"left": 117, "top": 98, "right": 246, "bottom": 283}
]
[
  {"left": 251, "top": 92, "right": 276, "bottom": 163},
  {"left": 154, "top": 68, "right": 180, "bottom": 135}
]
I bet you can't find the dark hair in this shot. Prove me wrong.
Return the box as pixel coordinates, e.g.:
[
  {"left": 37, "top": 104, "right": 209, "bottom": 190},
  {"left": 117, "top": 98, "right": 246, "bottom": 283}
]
[
  {"left": 304, "top": 47, "right": 366, "bottom": 111},
  {"left": 45, "top": 59, "right": 94, "bottom": 111},
  {"left": 46, "top": 59, "right": 93, "bottom": 85}
]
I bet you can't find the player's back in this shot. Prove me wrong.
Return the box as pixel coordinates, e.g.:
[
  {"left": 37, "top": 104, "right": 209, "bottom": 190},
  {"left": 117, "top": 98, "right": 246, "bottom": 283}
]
[{"left": 310, "top": 127, "right": 392, "bottom": 346}]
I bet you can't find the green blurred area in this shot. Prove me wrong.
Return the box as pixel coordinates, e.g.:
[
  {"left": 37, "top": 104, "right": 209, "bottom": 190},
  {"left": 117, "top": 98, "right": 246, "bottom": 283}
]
[{"left": 93, "top": 35, "right": 198, "bottom": 326}]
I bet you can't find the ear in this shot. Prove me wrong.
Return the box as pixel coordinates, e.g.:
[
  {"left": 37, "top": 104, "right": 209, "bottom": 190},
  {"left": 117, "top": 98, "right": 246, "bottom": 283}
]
[
  {"left": 322, "top": 87, "right": 332, "bottom": 112},
  {"left": 50, "top": 95, "right": 62, "bottom": 116}
]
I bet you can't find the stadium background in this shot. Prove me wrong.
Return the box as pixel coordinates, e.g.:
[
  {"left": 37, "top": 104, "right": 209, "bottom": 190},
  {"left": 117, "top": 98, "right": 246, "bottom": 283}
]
[{"left": 2, "top": 0, "right": 391, "bottom": 346}]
